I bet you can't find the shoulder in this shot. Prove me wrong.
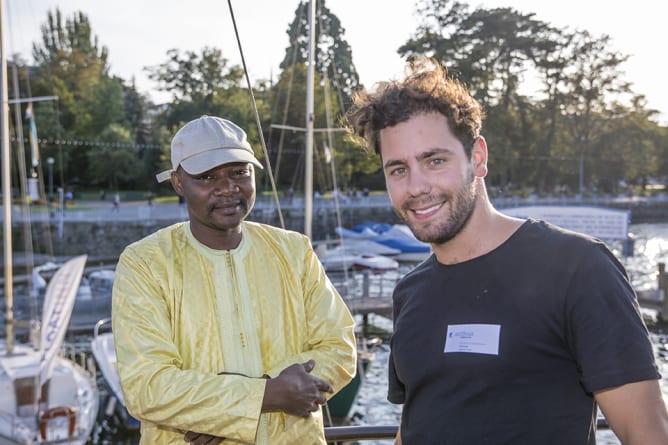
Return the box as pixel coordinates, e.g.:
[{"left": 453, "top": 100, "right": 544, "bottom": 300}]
[
  {"left": 245, "top": 221, "right": 309, "bottom": 243},
  {"left": 120, "top": 222, "right": 188, "bottom": 265},
  {"left": 515, "top": 219, "right": 625, "bottom": 280},
  {"left": 243, "top": 221, "right": 312, "bottom": 252},
  {"left": 394, "top": 256, "right": 436, "bottom": 290},
  {"left": 518, "top": 218, "right": 606, "bottom": 251}
]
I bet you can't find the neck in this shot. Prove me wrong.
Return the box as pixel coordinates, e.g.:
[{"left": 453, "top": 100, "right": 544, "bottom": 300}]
[
  {"left": 431, "top": 188, "right": 522, "bottom": 265},
  {"left": 190, "top": 222, "right": 243, "bottom": 250}
]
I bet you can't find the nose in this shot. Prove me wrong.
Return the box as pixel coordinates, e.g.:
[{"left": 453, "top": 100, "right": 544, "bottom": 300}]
[
  {"left": 214, "top": 177, "right": 240, "bottom": 195},
  {"left": 405, "top": 169, "right": 430, "bottom": 197}
]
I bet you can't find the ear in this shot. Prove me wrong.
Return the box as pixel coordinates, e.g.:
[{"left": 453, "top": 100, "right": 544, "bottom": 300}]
[
  {"left": 471, "top": 136, "right": 488, "bottom": 178},
  {"left": 170, "top": 171, "right": 184, "bottom": 196}
]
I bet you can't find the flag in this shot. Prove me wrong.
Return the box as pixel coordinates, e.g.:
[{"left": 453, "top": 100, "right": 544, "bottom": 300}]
[
  {"left": 25, "top": 103, "right": 40, "bottom": 168},
  {"left": 323, "top": 143, "right": 332, "bottom": 164}
]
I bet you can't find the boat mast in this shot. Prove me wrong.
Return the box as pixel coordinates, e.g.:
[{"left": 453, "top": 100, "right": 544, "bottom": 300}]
[
  {"left": 0, "top": 0, "right": 15, "bottom": 352},
  {"left": 304, "top": 0, "right": 315, "bottom": 238}
]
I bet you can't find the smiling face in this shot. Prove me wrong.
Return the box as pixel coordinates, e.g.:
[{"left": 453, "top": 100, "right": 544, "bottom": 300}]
[
  {"left": 380, "top": 112, "right": 487, "bottom": 245},
  {"left": 171, "top": 162, "right": 256, "bottom": 249}
]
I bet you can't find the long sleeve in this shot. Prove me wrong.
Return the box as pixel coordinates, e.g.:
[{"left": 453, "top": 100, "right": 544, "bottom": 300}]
[
  {"left": 263, "top": 236, "right": 357, "bottom": 393},
  {"left": 112, "top": 240, "right": 266, "bottom": 444}
]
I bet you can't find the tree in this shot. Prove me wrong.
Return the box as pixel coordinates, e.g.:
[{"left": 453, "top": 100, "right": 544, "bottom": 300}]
[
  {"left": 278, "top": 0, "right": 360, "bottom": 109},
  {"left": 87, "top": 124, "right": 141, "bottom": 190},
  {"left": 398, "top": 1, "right": 557, "bottom": 189},
  {"left": 399, "top": 0, "right": 662, "bottom": 195},
  {"left": 30, "top": 9, "right": 127, "bottom": 185},
  {"left": 146, "top": 47, "right": 270, "bottom": 184},
  {"left": 146, "top": 47, "right": 244, "bottom": 104},
  {"left": 559, "top": 31, "right": 632, "bottom": 193},
  {"left": 145, "top": 47, "right": 257, "bottom": 128}
]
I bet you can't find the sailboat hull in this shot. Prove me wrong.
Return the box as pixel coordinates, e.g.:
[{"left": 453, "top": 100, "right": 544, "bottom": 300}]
[{"left": 0, "top": 342, "right": 99, "bottom": 445}]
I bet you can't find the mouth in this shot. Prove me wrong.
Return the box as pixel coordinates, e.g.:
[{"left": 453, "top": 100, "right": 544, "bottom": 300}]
[
  {"left": 211, "top": 200, "right": 243, "bottom": 214},
  {"left": 410, "top": 202, "right": 443, "bottom": 219}
]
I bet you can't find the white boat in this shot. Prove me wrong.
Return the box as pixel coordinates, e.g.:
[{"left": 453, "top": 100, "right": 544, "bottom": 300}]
[
  {"left": 321, "top": 251, "right": 399, "bottom": 273},
  {"left": 0, "top": 342, "right": 98, "bottom": 444},
  {"left": 335, "top": 223, "right": 432, "bottom": 263},
  {"left": 0, "top": 257, "right": 99, "bottom": 445},
  {"left": 0, "top": 2, "right": 99, "bottom": 442},
  {"left": 22, "top": 265, "right": 115, "bottom": 333},
  {"left": 318, "top": 240, "right": 400, "bottom": 273},
  {"left": 89, "top": 319, "right": 139, "bottom": 431}
]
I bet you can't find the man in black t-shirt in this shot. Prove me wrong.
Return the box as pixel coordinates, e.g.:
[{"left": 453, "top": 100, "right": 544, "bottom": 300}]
[{"left": 344, "top": 57, "right": 668, "bottom": 445}]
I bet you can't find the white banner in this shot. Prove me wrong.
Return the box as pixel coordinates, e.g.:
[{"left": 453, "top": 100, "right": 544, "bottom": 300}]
[
  {"left": 500, "top": 206, "right": 630, "bottom": 240},
  {"left": 39, "top": 255, "right": 88, "bottom": 386}
]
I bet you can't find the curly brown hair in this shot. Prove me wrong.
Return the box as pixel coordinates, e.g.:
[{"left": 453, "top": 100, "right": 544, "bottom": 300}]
[{"left": 344, "top": 57, "right": 484, "bottom": 158}]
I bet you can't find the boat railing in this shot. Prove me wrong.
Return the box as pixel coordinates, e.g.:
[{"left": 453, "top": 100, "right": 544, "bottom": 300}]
[
  {"left": 325, "top": 425, "right": 397, "bottom": 442},
  {"left": 323, "top": 419, "right": 611, "bottom": 442}
]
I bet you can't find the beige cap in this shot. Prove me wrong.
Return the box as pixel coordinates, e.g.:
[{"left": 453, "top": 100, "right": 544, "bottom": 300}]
[{"left": 156, "top": 115, "right": 263, "bottom": 182}]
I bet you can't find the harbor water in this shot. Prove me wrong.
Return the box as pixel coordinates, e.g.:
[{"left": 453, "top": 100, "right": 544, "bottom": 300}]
[{"left": 78, "top": 222, "right": 668, "bottom": 444}]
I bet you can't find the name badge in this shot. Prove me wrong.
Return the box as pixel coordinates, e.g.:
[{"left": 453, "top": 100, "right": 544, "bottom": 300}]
[{"left": 444, "top": 324, "right": 501, "bottom": 355}]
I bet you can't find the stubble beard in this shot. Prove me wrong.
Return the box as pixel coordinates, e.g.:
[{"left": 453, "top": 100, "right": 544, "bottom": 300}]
[
  {"left": 206, "top": 194, "right": 255, "bottom": 231},
  {"left": 396, "top": 171, "right": 477, "bottom": 245}
]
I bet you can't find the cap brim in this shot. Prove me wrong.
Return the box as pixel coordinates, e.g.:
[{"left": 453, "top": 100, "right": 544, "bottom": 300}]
[
  {"left": 181, "top": 148, "right": 263, "bottom": 175},
  {"left": 156, "top": 170, "right": 173, "bottom": 183}
]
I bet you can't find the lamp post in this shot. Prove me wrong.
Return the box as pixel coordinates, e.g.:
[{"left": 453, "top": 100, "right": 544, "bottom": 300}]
[{"left": 46, "top": 157, "right": 54, "bottom": 199}]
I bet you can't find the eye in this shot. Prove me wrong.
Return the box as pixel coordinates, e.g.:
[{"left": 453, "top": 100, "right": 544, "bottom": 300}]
[
  {"left": 429, "top": 157, "right": 446, "bottom": 167},
  {"left": 388, "top": 166, "right": 407, "bottom": 177},
  {"left": 232, "top": 167, "right": 252, "bottom": 178},
  {"left": 196, "top": 173, "right": 215, "bottom": 181}
]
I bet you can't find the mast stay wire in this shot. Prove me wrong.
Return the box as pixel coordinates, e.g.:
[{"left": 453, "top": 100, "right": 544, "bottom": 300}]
[{"left": 226, "top": 0, "right": 285, "bottom": 229}]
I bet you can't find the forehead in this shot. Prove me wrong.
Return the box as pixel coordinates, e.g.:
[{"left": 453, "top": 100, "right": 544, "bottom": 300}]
[{"left": 379, "top": 112, "right": 461, "bottom": 159}]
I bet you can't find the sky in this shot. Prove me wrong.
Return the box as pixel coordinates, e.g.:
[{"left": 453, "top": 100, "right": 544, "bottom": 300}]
[{"left": 6, "top": 0, "right": 667, "bottom": 124}]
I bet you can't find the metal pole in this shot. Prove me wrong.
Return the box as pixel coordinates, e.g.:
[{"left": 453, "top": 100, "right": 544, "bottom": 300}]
[
  {"left": 579, "top": 149, "right": 584, "bottom": 196},
  {"left": 578, "top": 135, "right": 585, "bottom": 196},
  {"left": 304, "top": 0, "right": 316, "bottom": 238},
  {"left": 0, "top": 0, "right": 15, "bottom": 352}
]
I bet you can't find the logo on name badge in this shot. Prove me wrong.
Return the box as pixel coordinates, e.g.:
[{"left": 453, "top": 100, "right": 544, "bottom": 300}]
[{"left": 444, "top": 324, "right": 501, "bottom": 355}]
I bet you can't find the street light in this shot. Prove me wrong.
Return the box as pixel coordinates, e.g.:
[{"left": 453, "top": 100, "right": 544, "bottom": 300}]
[{"left": 46, "top": 157, "right": 54, "bottom": 199}]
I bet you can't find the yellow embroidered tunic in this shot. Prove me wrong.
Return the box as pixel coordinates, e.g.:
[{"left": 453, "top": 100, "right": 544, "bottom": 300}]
[{"left": 112, "top": 221, "right": 356, "bottom": 444}]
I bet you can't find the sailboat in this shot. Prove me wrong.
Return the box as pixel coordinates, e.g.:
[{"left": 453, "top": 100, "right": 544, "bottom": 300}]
[{"left": 0, "top": 1, "right": 99, "bottom": 443}]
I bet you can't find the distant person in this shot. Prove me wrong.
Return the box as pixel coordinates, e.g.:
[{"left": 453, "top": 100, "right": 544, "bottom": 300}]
[
  {"left": 361, "top": 187, "right": 370, "bottom": 204},
  {"left": 344, "top": 57, "right": 668, "bottom": 444},
  {"left": 287, "top": 186, "right": 294, "bottom": 205},
  {"left": 112, "top": 192, "right": 120, "bottom": 212},
  {"left": 112, "top": 115, "right": 356, "bottom": 444}
]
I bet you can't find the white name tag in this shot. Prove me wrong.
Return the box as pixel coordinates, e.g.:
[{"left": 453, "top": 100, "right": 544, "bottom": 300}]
[{"left": 444, "top": 324, "right": 501, "bottom": 355}]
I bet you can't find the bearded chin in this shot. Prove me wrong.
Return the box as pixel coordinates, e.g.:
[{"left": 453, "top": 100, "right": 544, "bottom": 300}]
[
  {"left": 428, "top": 192, "right": 476, "bottom": 244},
  {"left": 398, "top": 174, "right": 477, "bottom": 245}
]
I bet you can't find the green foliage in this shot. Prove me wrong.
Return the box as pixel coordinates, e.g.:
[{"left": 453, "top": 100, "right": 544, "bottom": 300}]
[
  {"left": 29, "top": 9, "right": 133, "bottom": 187},
  {"left": 87, "top": 124, "right": 141, "bottom": 189},
  {"left": 400, "top": 0, "right": 666, "bottom": 195},
  {"left": 279, "top": 0, "right": 360, "bottom": 108},
  {"left": 18, "top": 3, "right": 666, "bottom": 198}
]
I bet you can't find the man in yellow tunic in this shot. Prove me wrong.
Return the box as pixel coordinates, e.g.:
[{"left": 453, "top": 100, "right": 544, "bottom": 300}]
[{"left": 112, "top": 115, "right": 357, "bottom": 444}]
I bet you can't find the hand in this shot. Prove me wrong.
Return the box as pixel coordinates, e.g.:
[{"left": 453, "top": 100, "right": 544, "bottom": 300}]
[
  {"left": 263, "top": 359, "right": 334, "bottom": 417},
  {"left": 183, "top": 430, "right": 225, "bottom": 444}
]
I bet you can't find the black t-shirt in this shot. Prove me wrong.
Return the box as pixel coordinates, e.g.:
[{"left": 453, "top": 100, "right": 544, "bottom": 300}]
[{"left": 388, "top": 219, "right": 659, "bottom": 445}]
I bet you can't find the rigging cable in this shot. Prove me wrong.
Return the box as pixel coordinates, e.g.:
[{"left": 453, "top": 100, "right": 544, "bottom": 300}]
[{"left": 226, "top": 0, "right": 285, "bottom": 229}]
